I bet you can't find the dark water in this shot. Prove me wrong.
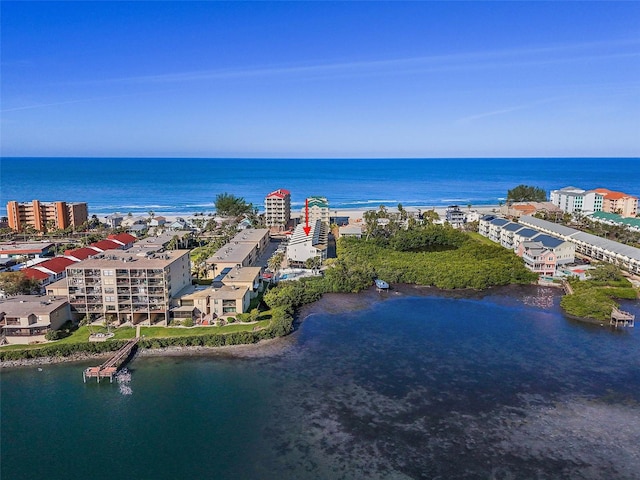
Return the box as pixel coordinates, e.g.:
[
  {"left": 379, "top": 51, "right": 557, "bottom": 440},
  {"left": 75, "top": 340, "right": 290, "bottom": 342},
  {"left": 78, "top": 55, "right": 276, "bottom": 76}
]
[{"left": 2, "top": 286, "right": 640, "bottom": 479}]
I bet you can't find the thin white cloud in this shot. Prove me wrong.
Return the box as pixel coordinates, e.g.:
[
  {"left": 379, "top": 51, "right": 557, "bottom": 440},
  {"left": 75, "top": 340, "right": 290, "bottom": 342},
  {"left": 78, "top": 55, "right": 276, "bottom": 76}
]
[
  {"left": 458, "top": 97, "right": 565, "bottom": 124},
  {"left": 75, "top": 38, "right": 640, "bottom": 85}
]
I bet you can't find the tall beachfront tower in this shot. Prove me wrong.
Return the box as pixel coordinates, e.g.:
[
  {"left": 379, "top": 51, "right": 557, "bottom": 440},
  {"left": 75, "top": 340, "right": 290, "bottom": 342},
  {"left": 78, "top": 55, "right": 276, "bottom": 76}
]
[
  {"left": 6, "top": 200, "right": 88, "bottom": 232},
  {"left": 302, "top": 196, "right": 330, "bottom": 227},
  {"left": 264, "top": 189, "right": 291, "bottom": 230}
]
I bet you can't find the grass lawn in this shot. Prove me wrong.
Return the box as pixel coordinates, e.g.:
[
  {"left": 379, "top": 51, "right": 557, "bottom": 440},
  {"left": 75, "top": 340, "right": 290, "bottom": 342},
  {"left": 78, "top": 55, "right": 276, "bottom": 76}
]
[{"left": 0, "top": 318, "right": 273, "bottom": 353}]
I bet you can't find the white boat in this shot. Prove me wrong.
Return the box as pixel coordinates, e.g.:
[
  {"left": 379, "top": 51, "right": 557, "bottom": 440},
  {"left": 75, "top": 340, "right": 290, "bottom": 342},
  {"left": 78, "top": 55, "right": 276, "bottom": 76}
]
[{"left": 375, "top": 279, "right": 389, "bottom": 290}]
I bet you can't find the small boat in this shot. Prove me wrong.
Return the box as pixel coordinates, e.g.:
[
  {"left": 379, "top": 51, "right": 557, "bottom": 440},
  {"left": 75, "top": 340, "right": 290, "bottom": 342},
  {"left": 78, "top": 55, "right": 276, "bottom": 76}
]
[{"left": 375, "top": 279, "right": 389, "bottom": 290}]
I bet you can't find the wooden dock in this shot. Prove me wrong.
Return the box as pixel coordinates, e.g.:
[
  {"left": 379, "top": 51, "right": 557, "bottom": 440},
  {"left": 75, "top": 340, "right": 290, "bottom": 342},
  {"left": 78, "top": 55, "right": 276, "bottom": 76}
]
[
  {"left": 83, "top": 336, "right": 141, "bottom": 383},
  {"left": 610, "top": 307, "right": 635, "bottom": 328}
]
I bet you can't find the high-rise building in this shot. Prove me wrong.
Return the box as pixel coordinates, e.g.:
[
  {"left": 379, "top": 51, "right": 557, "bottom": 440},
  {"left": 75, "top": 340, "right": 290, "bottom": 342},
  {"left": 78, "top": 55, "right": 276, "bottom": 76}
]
[
  {"left": 302, "top": 196, "right": 330, "bottom": 226},
  {"left": 264, "top": 189, "right": 291, "bottom": 229},
  {"left": 6, "top": 200, "right": 88, "bottom": 232}
]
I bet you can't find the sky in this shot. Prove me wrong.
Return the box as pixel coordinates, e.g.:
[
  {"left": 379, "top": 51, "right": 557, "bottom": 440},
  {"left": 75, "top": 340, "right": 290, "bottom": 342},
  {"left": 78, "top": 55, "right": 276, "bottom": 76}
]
[{"left": 1, "top": 1, "right": 639, "bottom": 158}]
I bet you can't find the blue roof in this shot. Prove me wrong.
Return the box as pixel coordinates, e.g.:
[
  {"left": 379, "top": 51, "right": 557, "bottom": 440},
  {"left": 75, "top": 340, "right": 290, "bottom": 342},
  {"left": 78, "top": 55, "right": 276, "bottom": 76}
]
[
  {"left": 515, "top": 228, "right": 539, "bottom": 238},
  {"left": 532, "top": 233, "right": 565, "bottom": 248},
  {"left": 490, "top": 218, "right": 510, "bottom": 226},
  {"left": 480, "top": 214, "right": 496, "bottom": 221},
  {"left": 502, "top": 222, "right": 524, "bottom": 232}
]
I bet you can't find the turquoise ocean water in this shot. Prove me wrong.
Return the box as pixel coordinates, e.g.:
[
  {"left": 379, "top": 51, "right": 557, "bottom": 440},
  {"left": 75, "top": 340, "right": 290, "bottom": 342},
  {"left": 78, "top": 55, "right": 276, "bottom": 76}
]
[
  {"left": 1, "top": 157, "right": 638, "bottom": 215},
  {"left": 2, "top": 287, "right": 640, "bottom": 479}
]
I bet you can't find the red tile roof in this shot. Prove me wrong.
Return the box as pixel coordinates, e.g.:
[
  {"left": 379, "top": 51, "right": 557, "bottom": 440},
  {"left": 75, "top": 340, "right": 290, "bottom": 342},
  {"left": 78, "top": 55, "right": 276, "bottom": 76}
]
[
  {"left": 90, "top": 240, "right": 121, "bottom": 251},
  {"left": 35, "top": 257, "right": 75, "bottom": 274},
  {"left": 64, "top": 247, "right": 100, "bottom": 260},
  {"left": 107, "top": 233, "right": 137, "bottom": 245},
  {"left": 594, "top": 188, "right": 636, "bottom": 200},
  {"left": 266, "top": 189, "right": 291, "bottom": 199},
  {"left": 22, "top": 268, "right": 50, "bottom": 281}
]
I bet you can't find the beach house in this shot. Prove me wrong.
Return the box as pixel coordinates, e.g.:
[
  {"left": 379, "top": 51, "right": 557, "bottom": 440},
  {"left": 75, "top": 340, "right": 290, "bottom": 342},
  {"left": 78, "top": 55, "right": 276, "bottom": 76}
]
[{"left": 0, "top": 295, "right": 71, "bottom": 344}]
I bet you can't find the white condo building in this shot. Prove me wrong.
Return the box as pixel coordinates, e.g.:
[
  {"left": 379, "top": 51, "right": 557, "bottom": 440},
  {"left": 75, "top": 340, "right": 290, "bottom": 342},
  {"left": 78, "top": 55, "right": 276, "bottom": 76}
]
[
  {"left": 550, "top": 186, "right": 603, "bottom": 214},
  {"left": 286, "top": 220, "right": 328, "bottom": 265},
  {"left": 265, "top": 189, "right": 291, "bottom": 229}
]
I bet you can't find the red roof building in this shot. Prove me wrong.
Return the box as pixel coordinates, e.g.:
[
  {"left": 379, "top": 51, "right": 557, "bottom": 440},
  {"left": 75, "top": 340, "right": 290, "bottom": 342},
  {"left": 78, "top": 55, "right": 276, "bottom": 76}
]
[
  {"left": 265, "top": 189, "right": 291, "bottom": 229},
  {"left": 33, "top": 257, "right": 75, "bottom": 275},
  {"left": 107, "top": 232, "right": 137, "bottom": 248},
  {"left": 22, "top": 268, "right": 50, "bottom": 281},
  {"left": 90, "top": 239, "right": 122, "bottom": 252},
  {"left": 64, "top": 247, "right": 101, "bottom": 261}
]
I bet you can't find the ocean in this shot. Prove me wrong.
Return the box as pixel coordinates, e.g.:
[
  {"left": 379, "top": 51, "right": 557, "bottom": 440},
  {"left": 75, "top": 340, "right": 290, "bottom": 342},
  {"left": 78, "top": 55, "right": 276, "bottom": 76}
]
[
  {"left": 2, "top": 286, "right": 640, "bottom": 479},
  {"left": 1, "top": 157, "right": 638, "bottom": 216}
]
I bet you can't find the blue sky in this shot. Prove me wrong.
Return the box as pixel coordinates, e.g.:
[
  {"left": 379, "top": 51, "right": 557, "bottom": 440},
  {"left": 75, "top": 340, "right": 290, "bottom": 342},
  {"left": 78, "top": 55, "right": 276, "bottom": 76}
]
[{"left": 1, "top": 1, "right": 639, "bottom": 158}]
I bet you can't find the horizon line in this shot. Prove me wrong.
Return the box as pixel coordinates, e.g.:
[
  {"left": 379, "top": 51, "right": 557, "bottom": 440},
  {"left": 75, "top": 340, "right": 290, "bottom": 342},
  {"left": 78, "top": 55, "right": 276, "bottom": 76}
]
[{"left": 2, "top": 155, "right": 639, "bottom": 160}]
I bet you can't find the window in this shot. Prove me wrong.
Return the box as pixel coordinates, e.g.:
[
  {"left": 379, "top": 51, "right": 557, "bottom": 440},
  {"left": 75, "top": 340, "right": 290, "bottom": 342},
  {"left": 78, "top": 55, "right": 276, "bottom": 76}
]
[{"left": 103, "top": 270, "right": 114, "bottom": 276}]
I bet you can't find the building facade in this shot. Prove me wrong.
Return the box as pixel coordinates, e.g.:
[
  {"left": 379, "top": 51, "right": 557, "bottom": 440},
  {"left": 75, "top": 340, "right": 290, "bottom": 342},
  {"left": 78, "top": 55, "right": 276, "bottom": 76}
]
[
  {"left": 265, "top": 189, "right": 291, "bottom": 229},
  {"left": 0, "top": 295, "right": 71, "bottom": 344},
  {"left": 286, "top": 220, "right": 328, "bottom": 265},
  {"left": 65, "top": 249, "right": 191, "bottom": 325},
  {"left": 6, "top": 200, "right": 88, "bottom": 232},
  {"left": 549, "top": 187, "right": 604, "bottom": 215},
  {"left": 593, "top": 188, "right": 638, "bottom": 218},
  {"left": 302, "top": 196, "right": 330, "bottom": 227}
]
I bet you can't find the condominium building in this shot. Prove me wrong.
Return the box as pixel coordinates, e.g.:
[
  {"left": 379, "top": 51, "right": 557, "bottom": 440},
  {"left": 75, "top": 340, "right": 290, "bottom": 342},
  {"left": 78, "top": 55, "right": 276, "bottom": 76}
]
[
  {"left": 549, "top": 187, "right": 603, "bottom": 215},
  {"left": 65, "top": 248, "right": 191, "bottom": 325},
  {"left": 6, "top": 200, "right": 88, "bottom": 232},
  {"left": 593, "top": 188, "right": 638, "bottom": 218},
  {"left": 265, "top": 189, "right": 291, "bottom": 229},
  {"left": 302, "top": 196, "right": 330, "bottom": 227},
  {"left": 206, "top": 229, "right": 269, "bottom": 277},
  {"left": 286, "top": 220, "right": 328, "bottom": 265}
]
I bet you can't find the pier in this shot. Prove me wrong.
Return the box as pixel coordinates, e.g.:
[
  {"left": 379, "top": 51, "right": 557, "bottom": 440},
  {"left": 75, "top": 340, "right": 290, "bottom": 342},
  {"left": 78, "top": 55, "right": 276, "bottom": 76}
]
[
  {"left": 83, "top": 334, "right": 141, "bottom": 383},
  {"left": 610, "top": 307, "right": 635, "bottom": 328}
]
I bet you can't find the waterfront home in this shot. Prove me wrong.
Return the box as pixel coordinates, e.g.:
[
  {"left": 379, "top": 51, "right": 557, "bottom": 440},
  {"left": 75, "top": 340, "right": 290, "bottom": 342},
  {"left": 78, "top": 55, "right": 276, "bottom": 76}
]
[
  {"left": 500, "top": 201, "right": 561, "bottom": 219},
  {"left": 517, "top": 242, "right": 557, "bottom": 277},
  {"left": 519, "top": 216, "right": 640, "bottom": 275},
  {"left": 445, "top": 205, "right": 466, "bottom": 228},
  {"left": 174, "top": 284, "right": 251, "bottom": 324},
  {"left": 487, "top": 218, "right": 510, "bottom": 243},
  {"left": 530, "top": 234, "right": 575, "bottom": 265},
  {"left": 104, "top": 213, "right": 124, "bottom": 229},
  {"left": 0, "top": 295, "right": 71, "bottom": 344}
]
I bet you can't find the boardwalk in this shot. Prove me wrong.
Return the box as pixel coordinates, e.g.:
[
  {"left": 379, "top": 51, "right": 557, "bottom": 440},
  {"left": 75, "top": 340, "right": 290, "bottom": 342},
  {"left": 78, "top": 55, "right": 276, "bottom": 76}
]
[{"left": 83, "top": 335, "right": 141, "bottom": 383}]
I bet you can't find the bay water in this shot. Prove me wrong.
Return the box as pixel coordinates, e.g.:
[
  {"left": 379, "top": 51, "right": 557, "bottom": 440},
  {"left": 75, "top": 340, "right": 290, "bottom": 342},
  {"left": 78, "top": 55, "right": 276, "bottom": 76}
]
[{"left": 2, "top": 286, "right": 640, "bottom": 479}]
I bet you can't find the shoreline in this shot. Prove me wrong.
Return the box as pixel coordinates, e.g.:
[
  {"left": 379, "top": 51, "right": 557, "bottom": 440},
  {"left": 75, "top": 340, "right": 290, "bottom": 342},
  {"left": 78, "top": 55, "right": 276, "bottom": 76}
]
[
  {"left": 93, "top": 204, "right": 501, "bottom": 224},
  {"left": 0, "top": 335, "right": 296, "bottom": 370}
]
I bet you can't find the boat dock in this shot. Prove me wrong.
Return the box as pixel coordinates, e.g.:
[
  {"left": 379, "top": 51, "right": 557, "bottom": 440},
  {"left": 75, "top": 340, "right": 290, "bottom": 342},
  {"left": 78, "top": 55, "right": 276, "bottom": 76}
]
[
  {"left": 83, "top": 335, "right": 141, "bottom": 383},
  {"left": 610, "top": 307, "right": 635, "bottom": 328}
]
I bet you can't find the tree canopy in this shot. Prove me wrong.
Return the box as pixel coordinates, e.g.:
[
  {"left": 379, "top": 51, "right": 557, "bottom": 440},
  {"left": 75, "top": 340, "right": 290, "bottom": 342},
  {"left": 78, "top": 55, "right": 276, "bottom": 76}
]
[
  {"left": 506, "top": 185, "right": 547, "bottom": 202},
  {"left": 214, "top": 193, "right": 253, "bottom": 217},
  {"left": 0, "top": 271, "right": 41, "bottom": 296}
]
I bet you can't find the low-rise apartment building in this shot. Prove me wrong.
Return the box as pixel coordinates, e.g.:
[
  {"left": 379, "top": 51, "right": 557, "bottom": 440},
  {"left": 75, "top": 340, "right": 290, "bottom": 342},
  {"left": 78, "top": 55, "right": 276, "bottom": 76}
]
[
  {"left": 593, "top": 188, "right": 638, "bottom": 218},
  {"left": 0, "top": 295, "right": 71, "bottom": 344},
  {"left": 206, "top": 229, "right": 269, "bottom": 277}
]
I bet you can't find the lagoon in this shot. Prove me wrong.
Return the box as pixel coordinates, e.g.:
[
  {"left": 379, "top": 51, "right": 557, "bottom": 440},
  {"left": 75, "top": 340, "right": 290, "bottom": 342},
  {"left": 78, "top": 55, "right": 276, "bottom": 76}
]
[{"left": 2, "top": 285, "right": 640, "bottom": 479}]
